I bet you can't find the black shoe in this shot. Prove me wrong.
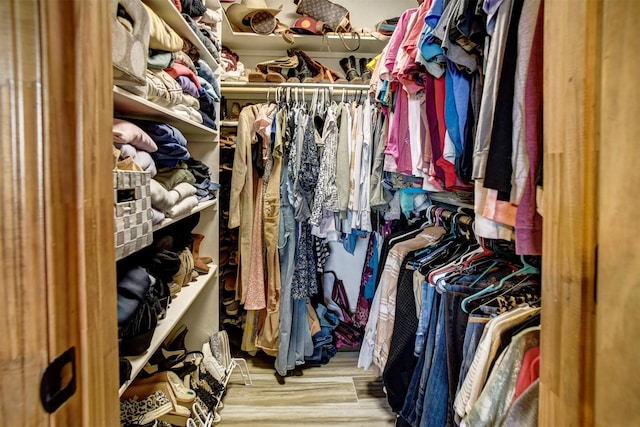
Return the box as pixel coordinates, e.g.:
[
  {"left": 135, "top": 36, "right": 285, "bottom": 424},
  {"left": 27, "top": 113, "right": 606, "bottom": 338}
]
[{"left": 359, "top": 57, "right": 372, "bottom": 83}]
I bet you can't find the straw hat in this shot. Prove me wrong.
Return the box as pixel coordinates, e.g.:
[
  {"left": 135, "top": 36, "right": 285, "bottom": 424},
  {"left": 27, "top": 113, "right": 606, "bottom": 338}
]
[{"left": 226, "top": 0, "right": 282, "bottom": 34}]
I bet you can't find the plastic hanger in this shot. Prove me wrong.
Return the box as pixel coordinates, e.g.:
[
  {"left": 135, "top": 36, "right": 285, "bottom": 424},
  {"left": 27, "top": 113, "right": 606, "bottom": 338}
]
[
  {"left": 461, "top": 255, "right": 540, "bottom": 312},
  {"left": 469, "top": 275, "right": 539, "bottom": 314}
]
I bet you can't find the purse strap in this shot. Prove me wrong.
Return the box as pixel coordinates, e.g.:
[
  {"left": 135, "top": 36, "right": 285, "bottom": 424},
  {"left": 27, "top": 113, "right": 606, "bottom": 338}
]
[{"left": 337, "top": 31, "right": 360, "bottom": 52}]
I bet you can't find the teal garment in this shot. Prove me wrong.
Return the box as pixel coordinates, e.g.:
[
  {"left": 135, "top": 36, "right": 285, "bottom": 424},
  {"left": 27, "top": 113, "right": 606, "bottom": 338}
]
[
  {"left": 154, "top": 165, "right": 196, "bottom": 190},
  {"left": 400, "top": 188, "right": 428, "bottom": 219},
  {"left": 147, "top": 50, "right": 173, "bottom": 70}
]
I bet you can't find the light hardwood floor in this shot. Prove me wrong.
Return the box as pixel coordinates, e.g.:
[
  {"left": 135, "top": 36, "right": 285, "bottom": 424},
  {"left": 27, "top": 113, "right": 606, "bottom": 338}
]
[{"left": 218, "top": 351, "right": 397, "bottom": 426}]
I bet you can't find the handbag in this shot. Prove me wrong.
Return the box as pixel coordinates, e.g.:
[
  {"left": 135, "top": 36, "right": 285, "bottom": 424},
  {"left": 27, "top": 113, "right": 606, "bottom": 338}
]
[
  {"left": 293, "top": 0, "right": 360, "bottom": 51},
  {"left": 294, "top": 0, "right": 350, "bottom": 32}
]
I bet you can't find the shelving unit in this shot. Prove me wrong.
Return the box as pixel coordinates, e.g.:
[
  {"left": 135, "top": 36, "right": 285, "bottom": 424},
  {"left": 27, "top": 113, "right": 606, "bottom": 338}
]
[
  {"left": 153, "top": 199, "right": 218, "bottom": 232},
  {"left": 221, "top": 119, "right": 239, "bottom": 127},
  {"left": 113, "top": 86, "right": 217, "bottom": 143},
  {"left": 114, "top": 0, "right": 223, "bottom": 405},
  {"left": 221, "top": 21, "right": 385, "bottom": 54},
  {"left": 119, "top": 265, "right": 218, "bottom": 397},
  {"left": 142, "top": 0, "right": 219, "bottom": 72}
]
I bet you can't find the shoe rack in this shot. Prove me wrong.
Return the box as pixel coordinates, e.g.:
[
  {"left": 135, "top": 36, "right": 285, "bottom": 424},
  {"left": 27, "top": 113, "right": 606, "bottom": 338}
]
[{"left": 114, "top": 0, "right": 222, "bottom": 395}]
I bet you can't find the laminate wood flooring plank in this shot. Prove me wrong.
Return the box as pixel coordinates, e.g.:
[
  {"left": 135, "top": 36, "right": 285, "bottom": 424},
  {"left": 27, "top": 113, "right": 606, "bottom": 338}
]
[
  {"left": 220, "top": 352, "right": 395, "bottom": 426},
  {"left": 224, "top": 376, "right": 358, "bottom": 405},
  {"left": 352, "top": 377, "right": 387, "bottom": 400},
  {"left": 219, "top": 400, "right": 396, "bottom": 426}
]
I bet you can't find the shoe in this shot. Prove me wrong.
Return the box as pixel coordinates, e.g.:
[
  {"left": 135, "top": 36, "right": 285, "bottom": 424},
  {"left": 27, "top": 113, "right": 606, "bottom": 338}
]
[
  {"left": 224, "top": 299, "right": 240, "bottom": 316},
  {"left": 192, "top": 234, "right": 212, "bottom": 274},
  {"left": 255, "top": 53, "right": 299, "bottom": 83},
  {"left": 120, "top": 389, "right": 173, "bottom": 426},
  {"left": 228, "top": 249, "right": 238, "bottom": 266},
  {"left": 340, "top": 55, "right": 363, "bottom": 84},
  {"left": 132, "top": 371, "right": 196, "bottom": 408},
  {"left": 290, "top": 49, "right": 325, "bottom": 83},
  {"left": 209, "top": 330, "right": 232, "bottom": 369},
  {"left": 248, "top": 69, "right": 267, "bottom": 82},
  {"left": 359, "top": 57, "right": 372, "bottom": 84},
  {"left": 220, "top": 269, "right": 236, "bottom": 291},
  {"left": 202, "top": 343, "right": 227, "bottom": 382},
  {"left": 121, "top": 382, "right": 191, "bottom": 427},
  {"left": 323, "top": 66, "right": 348, "bottom": 84},
  {"left": 226, "top": 102, "right": 241, "bottom": 120},
  {"left": 172, "top": 248, "right": 195, "bottom": 291}
]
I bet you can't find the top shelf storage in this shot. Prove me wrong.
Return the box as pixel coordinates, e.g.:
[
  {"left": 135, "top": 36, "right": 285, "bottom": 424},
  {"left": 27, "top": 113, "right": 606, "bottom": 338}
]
[
  {"left": 220, "top": 9, "right": 387, "bottom": 55},
  {"left": 142, "top": 0, "right": 220, "bottom": 72}
]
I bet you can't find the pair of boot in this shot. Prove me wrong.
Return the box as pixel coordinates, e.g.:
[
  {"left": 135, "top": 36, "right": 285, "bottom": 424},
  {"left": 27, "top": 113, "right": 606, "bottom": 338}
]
[
  {"left": 286, "top": 49, "right": 348, "bottom": 84},
  {"left": 339, "top": 56, "right": 373, "bottom": 84}
]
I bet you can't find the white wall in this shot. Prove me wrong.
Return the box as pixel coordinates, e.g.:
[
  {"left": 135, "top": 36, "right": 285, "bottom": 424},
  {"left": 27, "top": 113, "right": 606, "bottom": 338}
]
[{"left": 323, "top": 236, "right": 369, "bottom": 312}]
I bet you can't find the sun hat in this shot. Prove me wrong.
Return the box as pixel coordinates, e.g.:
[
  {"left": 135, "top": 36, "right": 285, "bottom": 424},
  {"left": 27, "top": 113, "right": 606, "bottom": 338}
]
[{"left": 226, "top": 0, "right": 282, "bottom": 34}]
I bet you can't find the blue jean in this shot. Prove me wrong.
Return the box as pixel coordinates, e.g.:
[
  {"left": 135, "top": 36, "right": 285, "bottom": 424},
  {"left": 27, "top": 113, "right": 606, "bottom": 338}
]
[
  {"left": 287, "top": 297, "right": 314, "bottom": 369},
  {"left": 274, "top": 166, "right": 297, "bottom": 376},
  {"left": 402, "top": 290, "right": 441, "bottom": 426},
  {"left": 442, "top": 284, "right": 482, "bottom": 427},
  {"left": 415, "top": 282, "right": 437, "bottom": 356},
  {"left": 418, "top": 297, "right": 449, "bottom": 427}
]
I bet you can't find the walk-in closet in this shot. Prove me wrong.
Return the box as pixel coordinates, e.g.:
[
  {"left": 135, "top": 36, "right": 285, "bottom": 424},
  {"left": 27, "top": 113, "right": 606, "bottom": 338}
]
[{"left": 2, "top": 0, "right": 639, "bottom": 426}]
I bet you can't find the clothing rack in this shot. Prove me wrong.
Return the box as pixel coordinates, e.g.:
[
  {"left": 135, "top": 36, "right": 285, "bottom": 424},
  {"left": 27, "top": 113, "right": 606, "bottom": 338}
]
[{"left": 221, "top": 81, "right": 370, "bottom": 96}]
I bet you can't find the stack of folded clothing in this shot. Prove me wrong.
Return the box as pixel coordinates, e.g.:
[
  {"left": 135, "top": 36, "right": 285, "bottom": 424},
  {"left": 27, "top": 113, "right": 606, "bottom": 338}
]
[
  {"left": 185, "top": 157, "right": 219, "bottom": 202},
  {"left": 131, "top": 120, "right": 198, "bottom": 223},
  {"left": 220, "top": 46, "right": 248, "bottom": 82},
  {"left": 112, "top": 119, "right": 159, "bottom": 177}
]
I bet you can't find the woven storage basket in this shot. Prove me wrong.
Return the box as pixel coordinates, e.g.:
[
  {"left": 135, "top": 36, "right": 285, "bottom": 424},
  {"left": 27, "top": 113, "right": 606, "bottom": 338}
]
[{"left": 114, "top": 169, "right": 153, "bottom": 260}]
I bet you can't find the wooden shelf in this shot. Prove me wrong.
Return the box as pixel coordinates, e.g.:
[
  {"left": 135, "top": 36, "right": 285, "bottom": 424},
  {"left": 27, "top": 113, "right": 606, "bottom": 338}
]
[
  {"left": 113, "top": 86, "right": 218, "bottom": 143},
  {"left": 119, "top": 265, "right": 218, "bottom": 396},
  {"left": 221, "top": 12, "right": 386, "bottom": 55},
  {"left": 153, "top": 199, "right": 218, "bottom": 232},
  {"left": 142, "top": 0, "right": 220, "bottom": 72}
]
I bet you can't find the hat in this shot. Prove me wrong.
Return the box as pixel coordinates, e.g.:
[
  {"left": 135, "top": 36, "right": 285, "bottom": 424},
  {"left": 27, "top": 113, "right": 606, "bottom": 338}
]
[
  {"left": 290, "top": 16, "right": 325, "bottom": 35},
  {"left": 226, "top": 0, "right": 282, "bottom": 34}
]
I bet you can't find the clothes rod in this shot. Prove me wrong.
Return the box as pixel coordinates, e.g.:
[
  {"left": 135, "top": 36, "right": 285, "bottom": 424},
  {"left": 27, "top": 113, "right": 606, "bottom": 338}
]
[{"left": 220, "top": 82, "right": 371, "bottom": 94}]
